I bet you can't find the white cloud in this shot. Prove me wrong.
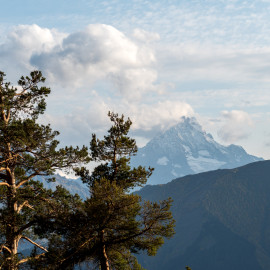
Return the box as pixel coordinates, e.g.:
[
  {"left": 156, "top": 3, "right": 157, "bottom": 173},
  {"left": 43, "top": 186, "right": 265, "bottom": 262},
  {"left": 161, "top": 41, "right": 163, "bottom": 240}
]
[
  {"left": 132, "top": 28, "right": 160, "bottom": 42},
  {"left": 1, "top": 1, "right": 270, "bottom": 159},
  {"left": 41, "top": 94, "right": 111, "bottom": 146},
  {"left": 0, "top": 24, "right": 66, "bottom": 79},
  {"left": 217, "top": 110, "right": 253, "bottom": 143},
  {"left": 42, "top": 93, "right": 194, "bottom": 147},
  {"left": 0, "top": 23, "right": 195, "bottom": 148},
  {"left": 157, "top": 44, "right": 270, "bottom": 86},
  {"left": 29, "top": 24, "right": 158, "bottom": 100},
  {"left": 129, "top": 100, "right": 194, "bottom": 133},
  {"left": 0, "top": 24, "right": 159, "bottom": 100}
]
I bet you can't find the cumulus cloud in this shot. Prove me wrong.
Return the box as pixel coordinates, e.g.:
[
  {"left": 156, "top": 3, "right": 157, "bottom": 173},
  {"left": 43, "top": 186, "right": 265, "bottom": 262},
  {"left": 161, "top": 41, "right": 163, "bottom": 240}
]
[
  {"left": 29, "top": 24, "right": 159, "bottom": 100},
  {"left": 1, "top": 23, "right": 195, "bottom": 148},
  {"left": 217, "top": 110, "right": 253, "bottom": 143},
  {"left": 0, "top": 24, "right": 66, "bottom": 79},
  {"left": 0, "top": 24, "right": 159, "bottom": 100}
]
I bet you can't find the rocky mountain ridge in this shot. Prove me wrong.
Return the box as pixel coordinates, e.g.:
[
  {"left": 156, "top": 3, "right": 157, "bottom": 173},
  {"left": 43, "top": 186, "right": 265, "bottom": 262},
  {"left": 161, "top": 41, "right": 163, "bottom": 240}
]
[{"left": 131, "top": 116, "right": 262, "bottom": 185}]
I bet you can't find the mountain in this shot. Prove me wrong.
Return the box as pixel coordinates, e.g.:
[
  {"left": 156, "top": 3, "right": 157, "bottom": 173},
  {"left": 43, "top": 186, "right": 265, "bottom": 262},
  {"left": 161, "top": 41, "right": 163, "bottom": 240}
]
[
  {"left": 36, "top": 174, "right": 89, "bottom": 200},
  {"left": 131, "top": 116, "right": 262, "bottom": 185},
  {"left": 136, "top": 160, "right": 270, "bottom": 270}
]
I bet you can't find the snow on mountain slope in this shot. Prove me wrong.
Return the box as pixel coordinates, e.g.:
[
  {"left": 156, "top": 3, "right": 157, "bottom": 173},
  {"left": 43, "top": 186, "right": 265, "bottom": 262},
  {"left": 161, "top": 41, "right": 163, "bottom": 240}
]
[
  {"left": 36, "top": 174, "right": 89, "bottom": 200},
  {"left": 131, "top": 117, "right": 263, "bottom": 185}
]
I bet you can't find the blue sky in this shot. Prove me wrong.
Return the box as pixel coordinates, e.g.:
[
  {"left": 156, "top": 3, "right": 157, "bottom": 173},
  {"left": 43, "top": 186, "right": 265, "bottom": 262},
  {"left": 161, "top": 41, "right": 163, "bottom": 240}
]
[{"left": 1, "top": 0, "right": 270, "bottom": 159}]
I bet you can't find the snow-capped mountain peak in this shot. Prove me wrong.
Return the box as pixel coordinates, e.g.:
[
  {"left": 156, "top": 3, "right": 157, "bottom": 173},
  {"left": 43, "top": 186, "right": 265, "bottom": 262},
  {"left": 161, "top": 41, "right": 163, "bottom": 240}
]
[{"left": 131, "top": 117, "right": 263, "bottom": 185}]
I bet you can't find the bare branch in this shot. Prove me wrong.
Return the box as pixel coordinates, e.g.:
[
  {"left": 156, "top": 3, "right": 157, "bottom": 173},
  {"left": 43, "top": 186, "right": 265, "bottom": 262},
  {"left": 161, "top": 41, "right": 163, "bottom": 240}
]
[
  {"left": 59, "top": 236, "right": 97, "bottom": 265},
  {"left": 14, "top": 89, "right": 28, "bottom": 97},
  {"left": 0, "top": 245, "right": 11, "bottom": 254},
  {"left": 18, "top": 252, "right": 46, "bottom": 265},
  {"left": 21, "top": 236, "right": 48, "bottom": 252},
  {"left": 14, "top": 82, "right": 35, "bottom": 97},
  {"left": 16, "top": 172, "right": 39, "bottom": 188},
  {"left": 0, "top": 153, "right": 22, "bottom": 164},
  {"left": 17, "top": 200, "right": 34, "bottom": 213},
  {"left": 0, "top": 182, "right": 10, "bottom": 187}
]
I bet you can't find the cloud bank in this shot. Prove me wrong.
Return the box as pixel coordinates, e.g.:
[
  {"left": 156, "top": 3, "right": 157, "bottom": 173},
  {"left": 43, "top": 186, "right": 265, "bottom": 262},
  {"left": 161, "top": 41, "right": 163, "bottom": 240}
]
[
  {"left": 0, "top": 23, "right": 194, "bottom": 147},
  {"left": 217, "top": 110, "right": 253, "bottom": 143},
  {"left": 1, "top": 24, "right": 161, "bottom": 100},
  {"left": 1, "top": 22, "right": 269, "bottom": 157},
  {"left": 43, "top": 94, "right": 194, "bottom": 146},
  {"left": 0, "top": 24, "right": 66, "bottom": 79}
]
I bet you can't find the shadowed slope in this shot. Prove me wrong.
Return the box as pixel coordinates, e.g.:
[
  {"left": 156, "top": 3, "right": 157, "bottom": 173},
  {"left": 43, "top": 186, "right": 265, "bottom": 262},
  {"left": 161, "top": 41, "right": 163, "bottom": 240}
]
[{"left": 137, "top": 160, "right": 270, "bottom": 270}]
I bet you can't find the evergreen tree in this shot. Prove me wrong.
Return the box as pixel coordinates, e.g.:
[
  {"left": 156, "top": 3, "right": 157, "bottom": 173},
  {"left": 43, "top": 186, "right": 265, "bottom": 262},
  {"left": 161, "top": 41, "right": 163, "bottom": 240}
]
[
  {"left": 82, "top": 112, "right": 153, "bottom": 190},
  {"left": 39, "top": 112, "right": 175, "bottom": 270},
  {"left": 0, "top": 71, "right": 89, "bottom": 270}
]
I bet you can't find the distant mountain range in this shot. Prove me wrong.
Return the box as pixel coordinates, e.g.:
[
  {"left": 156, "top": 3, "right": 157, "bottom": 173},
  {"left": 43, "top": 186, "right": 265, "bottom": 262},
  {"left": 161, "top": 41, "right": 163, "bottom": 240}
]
[
  {"left": 38, "top": 117, "right": 262, "bottom": 192},
  {"left": 131, "top": 116, "right": 263, "bottom": 185},
  {"left": 36, "top": 174, "right": 89, "bottom": 200},
  {"left": 136, "top": 160, "right": 270, "bottom": 270},
  {"left": 31, "top": 123, "right": 269, "bottom": 270}
]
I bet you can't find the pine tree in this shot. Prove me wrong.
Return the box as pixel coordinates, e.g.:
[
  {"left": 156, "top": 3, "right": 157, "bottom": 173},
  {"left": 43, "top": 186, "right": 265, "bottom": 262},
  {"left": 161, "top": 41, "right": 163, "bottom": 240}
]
[
  {"left": 39, "top": 112, "right": 175, "bottom": 270},
  {"left": 84, "top": 111, "right": 153, "bottom": 190},
  {"left": 0, "top": 71, "right": 89, "bottom": 270}
]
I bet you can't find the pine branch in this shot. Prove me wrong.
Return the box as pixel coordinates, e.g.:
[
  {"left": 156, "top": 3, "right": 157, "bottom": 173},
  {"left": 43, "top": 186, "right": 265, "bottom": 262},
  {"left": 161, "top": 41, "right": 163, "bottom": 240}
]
[
  {"left": 16, "top": 172, "right": 39, "bottom": 188},
  {"left": 14, "top": 87, "right": 30, "bottom": 97},
  {"left": 17, "top": 200, "right": 34, "bottom": 213},
  {"left": 59, "top": 235, "right": 97, "bottom": 265},
  {"left": 21, "top": 236, "right": 48, "bottom": 252},
  {"left": 0, "top": 245, "right": 11, "bottom": 254},
  {"left": 18, "top": 252, "right": 46, "bottom": 265},
  {"left": 0, "top": 182, "right": 9, "bottom": 187},
  {"left": 0, "top": 153, "right": 22, "bottom": 164}
]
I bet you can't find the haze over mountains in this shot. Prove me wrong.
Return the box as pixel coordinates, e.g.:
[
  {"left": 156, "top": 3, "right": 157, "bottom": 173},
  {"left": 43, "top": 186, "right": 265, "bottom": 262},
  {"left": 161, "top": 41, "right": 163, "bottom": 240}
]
[
  {"left": 137, "top": 160, "right": 270, "bottom": 270},
  {"left": 131, "top": 116, "right": 262, "bottom": 185}
]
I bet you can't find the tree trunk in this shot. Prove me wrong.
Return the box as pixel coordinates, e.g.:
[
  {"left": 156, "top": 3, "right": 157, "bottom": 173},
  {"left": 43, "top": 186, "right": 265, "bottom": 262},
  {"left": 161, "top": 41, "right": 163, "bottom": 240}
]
[
  {"left": 3, "top": 172, "right": 20, "bottom": 270},
  {"left": 99, "top": 230, "right": 110, "bottom": 270},
  {"left": 2, "top": 236, "right": 20, "bottom": 270}
]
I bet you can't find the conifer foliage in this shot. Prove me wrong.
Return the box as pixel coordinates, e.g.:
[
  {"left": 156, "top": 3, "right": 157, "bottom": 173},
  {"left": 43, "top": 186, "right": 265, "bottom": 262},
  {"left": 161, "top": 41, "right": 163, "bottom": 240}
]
[
  {"left": 0, "top": 70, "right": 175, "bottom": 270},
  {"left": 0, "top": 71, "right": 89, "bottom": 270},
  {"left": 38, "top": 112, "right": 175, "bottom": 270},
  {"left": 82, "top": 112, "right": 154, "bottom": 190}
]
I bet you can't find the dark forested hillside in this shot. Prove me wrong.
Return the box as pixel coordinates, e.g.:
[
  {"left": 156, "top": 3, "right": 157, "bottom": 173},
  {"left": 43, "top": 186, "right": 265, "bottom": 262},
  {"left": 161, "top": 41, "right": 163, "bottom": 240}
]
[{"left": 137, "top": 160, "right": 270, "bottom": 270}]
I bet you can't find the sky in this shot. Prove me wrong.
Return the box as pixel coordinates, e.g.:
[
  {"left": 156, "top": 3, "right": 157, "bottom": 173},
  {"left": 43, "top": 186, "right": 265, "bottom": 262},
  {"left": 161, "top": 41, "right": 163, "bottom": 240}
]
[{"left": 1, "top": 0, "right": 270, "bottom": 160}]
